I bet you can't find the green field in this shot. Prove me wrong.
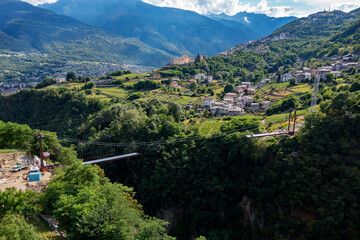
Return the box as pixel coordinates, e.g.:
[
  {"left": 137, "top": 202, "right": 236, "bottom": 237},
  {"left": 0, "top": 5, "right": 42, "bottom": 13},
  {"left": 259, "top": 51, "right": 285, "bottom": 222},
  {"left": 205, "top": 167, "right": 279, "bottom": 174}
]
[
  {"left": 289, "top": 84, "right": 312, "bottom": 93},
  {"left": 262, "top": 82, "right": 289, "bottom": 91},
  {"left": 264, "top": 108, "right": 309, "bottom": 126},
  {"left": 115, "top": 73, "right": 149, "bottom": 80},
  {"left": 185, "top": 118, "right": 224, "bottom": 136},
  {"left": 197, "top": 120, "right": 224, "bottom": 135},
  {"left": 98, "top": 87, "right": 129, "bottom": 99},
  {"left": 0, "top": 149, "right": 18, "bottom": 154}
]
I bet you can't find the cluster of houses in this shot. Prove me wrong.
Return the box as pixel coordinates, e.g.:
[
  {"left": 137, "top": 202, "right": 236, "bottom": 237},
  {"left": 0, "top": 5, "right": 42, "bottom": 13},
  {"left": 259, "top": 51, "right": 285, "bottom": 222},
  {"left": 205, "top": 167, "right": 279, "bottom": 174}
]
[
  {"left": 201, "top": 81, "right": 272, "bottom": 116},
  {"left": 0, "top": 82, "right": 38, "bottom": 95},
  {"left": 281, "top": 57, "right": 360, "bottom": 83},
  {"left": 202, "top": 93, "right": 272, "bottom": 116},
  {"left": 168, "top": 73, "right": 213, "bottom": 89},
  {"left": 194, "top": 73, "right": 213, "bottom": 83}
]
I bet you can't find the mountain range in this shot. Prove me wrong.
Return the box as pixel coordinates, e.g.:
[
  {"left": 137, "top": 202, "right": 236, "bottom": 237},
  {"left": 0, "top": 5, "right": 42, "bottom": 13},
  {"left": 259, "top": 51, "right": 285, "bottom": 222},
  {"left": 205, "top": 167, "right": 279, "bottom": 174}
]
[
  {"left": 208, "top": 12, "right": 297, "bottom": 37},
  {"left": 41, "top": 0, "right": 296, "bottom": 57},
  {"left": 0, "top": 0, "right": 297, "bottom": 69},
  {"left": 0, "top": 0, "right": 172, "bottom": 66}
]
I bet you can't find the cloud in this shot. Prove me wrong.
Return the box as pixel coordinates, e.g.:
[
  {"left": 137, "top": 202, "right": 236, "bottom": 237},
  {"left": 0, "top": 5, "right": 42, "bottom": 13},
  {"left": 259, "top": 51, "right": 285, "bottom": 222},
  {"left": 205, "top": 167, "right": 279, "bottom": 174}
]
[
  {"left": 330, "top": 3, "right": 360, "bottom": 12},
  {"left": 298, "top": 0, "right": 360, "bottom": 11},
  {"left": 22, "top": 0, "right": 57, "bottom": 5},
  {"left": 143, "top": 0, "right": 296, "bottom": 17},
  {"left": 22, "top": 0, "right": 360, "bottom": 17}
]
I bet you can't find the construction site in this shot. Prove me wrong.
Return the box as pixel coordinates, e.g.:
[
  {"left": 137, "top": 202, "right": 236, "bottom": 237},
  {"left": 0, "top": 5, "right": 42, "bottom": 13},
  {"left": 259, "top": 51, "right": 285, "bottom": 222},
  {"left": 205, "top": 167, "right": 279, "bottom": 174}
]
[{"left": 0, "top": 151, "right": 52, "bottom": 192}]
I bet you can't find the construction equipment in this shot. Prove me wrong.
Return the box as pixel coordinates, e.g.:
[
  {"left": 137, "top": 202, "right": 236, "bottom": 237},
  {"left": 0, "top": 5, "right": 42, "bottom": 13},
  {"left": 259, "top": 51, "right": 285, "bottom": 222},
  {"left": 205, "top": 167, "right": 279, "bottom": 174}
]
[
  {"left": 38, "top": 132, "right": 51, "bottom": 172},
  {"left": 44, "top": 164, "right": 62, "bottom": 172},
  {"left": 11, "top": 164, "right": 27, "bottom": 172}
]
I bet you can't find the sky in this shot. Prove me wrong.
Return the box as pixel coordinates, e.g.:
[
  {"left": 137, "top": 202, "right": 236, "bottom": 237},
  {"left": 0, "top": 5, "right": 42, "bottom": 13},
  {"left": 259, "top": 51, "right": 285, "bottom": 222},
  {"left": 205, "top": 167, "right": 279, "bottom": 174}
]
[{"left": 23, "top": 0, "right": 360, "bottom": 18}]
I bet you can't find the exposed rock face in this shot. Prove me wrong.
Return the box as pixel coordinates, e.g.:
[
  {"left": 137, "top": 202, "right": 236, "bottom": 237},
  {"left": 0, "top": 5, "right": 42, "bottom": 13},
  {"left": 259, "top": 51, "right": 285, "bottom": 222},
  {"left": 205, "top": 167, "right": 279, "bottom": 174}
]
[
  {"left": 157, "top": 205, "right": 183, "bottom": 230},
  {"left": 238, "top": 196, "right": 264, "bottom": 229}
]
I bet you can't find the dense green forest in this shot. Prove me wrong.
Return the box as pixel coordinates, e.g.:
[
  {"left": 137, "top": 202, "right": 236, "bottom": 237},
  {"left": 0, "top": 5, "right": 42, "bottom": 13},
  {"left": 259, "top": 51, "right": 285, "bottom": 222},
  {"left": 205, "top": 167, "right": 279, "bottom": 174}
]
[
  {"left": 73, "top": 91, "right": 360, "bottom": 239},
  {"left": 0, "top": 88, "right": 103, "bottom": 136},
  {"left": 0, "top": 121, "right": 176, "bottom": 240},
  {"left": 1, "top": 84, "right": 360, "bottom": 239}
]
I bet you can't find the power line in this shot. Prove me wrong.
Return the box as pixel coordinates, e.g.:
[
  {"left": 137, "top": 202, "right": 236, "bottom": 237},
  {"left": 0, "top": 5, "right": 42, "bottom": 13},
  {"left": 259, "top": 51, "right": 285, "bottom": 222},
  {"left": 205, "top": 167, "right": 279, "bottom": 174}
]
[{"left": 43, "top": 125, "right": 259, "bottom": 148}]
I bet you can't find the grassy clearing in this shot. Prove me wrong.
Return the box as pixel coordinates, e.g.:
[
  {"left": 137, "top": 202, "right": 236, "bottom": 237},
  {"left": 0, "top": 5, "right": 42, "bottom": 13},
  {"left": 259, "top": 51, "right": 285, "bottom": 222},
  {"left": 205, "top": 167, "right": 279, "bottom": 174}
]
[
  {"left": 0, "top": 149, "right": 18, "bottom": 154},
  {"left": 198, "top": 120, "right": 223, "bottom": 135},
  {"left": 268, "top": 90, "right": 294, "bottom": 100},
  {"left": 264, "top": 108, "right": 309, "bottom": 126},
  {"left": 143, "top": 94, "right": 199, "bottom": 105},
  {"left": 186, "top": 117, "right": 236, "bottom": 136},
  {"left": 89, "top": 93, "right": 112, "bottom": 102},
  {"left": 115, "top": 73, "right": 149, "bottom": 81},
  {"left": 262, "top": 82, "right": 289, "bottom": 91},
  {"left": 98, "top": 87, "right": 129, "bottom": 99},
  {"left": 142, "top": 90, "right": 202, "bottom": 105},
  {"left": 289, "top": 84, "right": 312, "bottom": 93}
]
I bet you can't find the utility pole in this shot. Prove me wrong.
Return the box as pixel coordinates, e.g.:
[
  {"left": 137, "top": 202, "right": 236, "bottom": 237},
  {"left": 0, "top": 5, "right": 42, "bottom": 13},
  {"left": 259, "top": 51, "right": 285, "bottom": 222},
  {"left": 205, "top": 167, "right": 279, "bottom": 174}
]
[
  {"left": 292, "top": 109, "right": 297, "bottom": 135},
  {"left": 38, "top": 132, "right": 45, "bottom": 171},
  {"left": 288, "top": 109, "right": 292, "bottom": 132}
]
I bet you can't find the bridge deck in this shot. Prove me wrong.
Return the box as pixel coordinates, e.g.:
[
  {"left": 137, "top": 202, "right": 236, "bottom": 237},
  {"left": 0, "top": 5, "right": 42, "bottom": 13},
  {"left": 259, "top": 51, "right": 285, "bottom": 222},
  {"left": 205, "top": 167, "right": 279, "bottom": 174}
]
[
  {"left": 82, "top": 153, "right": 140, "bottom": 165},
  {"left": 245, "top": 131, "right": 292, "bottom": 138}
]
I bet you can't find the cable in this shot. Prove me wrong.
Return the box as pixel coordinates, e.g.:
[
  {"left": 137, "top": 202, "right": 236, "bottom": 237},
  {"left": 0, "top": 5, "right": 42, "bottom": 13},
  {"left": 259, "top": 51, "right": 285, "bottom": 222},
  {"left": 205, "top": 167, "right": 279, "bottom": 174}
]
[{"left": 42, "top": 125, "right": 259, "bottom": 147}]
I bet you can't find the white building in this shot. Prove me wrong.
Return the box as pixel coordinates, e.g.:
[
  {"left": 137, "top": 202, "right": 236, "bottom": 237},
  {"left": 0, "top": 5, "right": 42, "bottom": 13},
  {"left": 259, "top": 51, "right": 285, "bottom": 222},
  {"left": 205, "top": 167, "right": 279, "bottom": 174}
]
[
  {"left": 224, "top": 93, "right": 238, "bottom": 103},
  {"left": 202, "top": 97, "right": 214, "bottom": 107},
  {"left": 55, "top": 77, "right": 66, "bottom": 83},
  {"left": 281, "top": 73, "right": 292, "bottom": 82},
  {"left": 330, "top": 71, "right": 341, "bottom": 78},
  {"left": 194, "top": 73, "right": 207, "bottom": 81},
  {"left": 241, "top": 82, "right": 252, "bottom": 89},
  {"left": 257, "top": 80, "right": 267, "bottom": 89},
  {"left": 234, "top": 86, "right": 244, "bottom": 93},
  {"left": 251, "top": 103, "right": 260, "bottom": 112},
  {"left": 242, "top": 96, "right": 254, "bottom": 107},
  {"left": 262, "top": 101, "right": 272, "bottom": 111},
  {"left": 247, "top": 88, "right": 256, "bottom": 95}
]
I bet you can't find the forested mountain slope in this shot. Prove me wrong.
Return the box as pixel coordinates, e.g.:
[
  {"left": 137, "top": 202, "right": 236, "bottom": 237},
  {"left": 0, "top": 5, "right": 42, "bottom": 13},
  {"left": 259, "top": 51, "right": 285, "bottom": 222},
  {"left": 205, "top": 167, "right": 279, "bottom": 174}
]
[
  {"left": 237, "top": 9, "right": 360, "bottom": 58},
  {"left": 0, "top": 0, "right": 172, "bottom": 66},
  {"left": 0, "top": 88, "right": 103, "bottom": 136},
  {"left": 186, "top": 9, "right": 360, "bottom": 82},
  {"left": 318, "top": 17, "right": 360, "bottom": 57},
  {"left": 42, "top": 0, "right": 260, "bottom": 57}
]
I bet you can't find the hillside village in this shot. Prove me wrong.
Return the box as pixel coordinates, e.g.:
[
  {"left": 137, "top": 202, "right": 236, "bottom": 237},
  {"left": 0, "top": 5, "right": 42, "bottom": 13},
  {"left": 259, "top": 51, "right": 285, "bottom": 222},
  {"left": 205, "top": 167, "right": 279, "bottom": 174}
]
[
  {"left": 0, "top": 62, "right": 153, "bottom": 95},
  {"left": 1, "top": 53, "right": 359, "bottom": 120},
  {"left": 154, "top": 54, "right": 360, "bottom": 116},
  {"left": 279, "top": 55, "right": 360, "bottom": 82}
]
